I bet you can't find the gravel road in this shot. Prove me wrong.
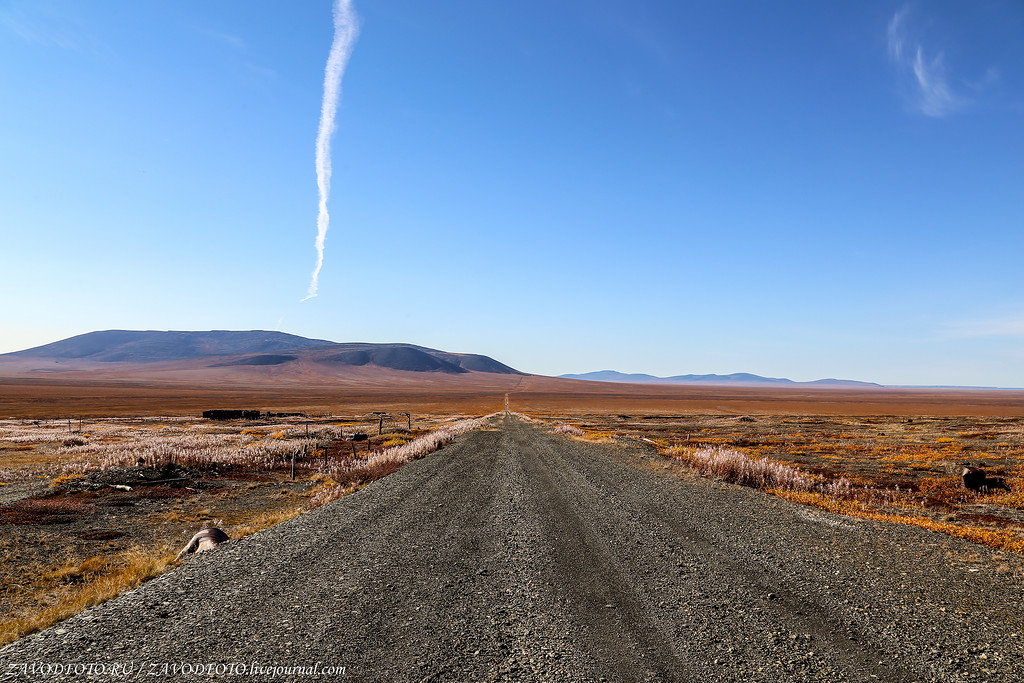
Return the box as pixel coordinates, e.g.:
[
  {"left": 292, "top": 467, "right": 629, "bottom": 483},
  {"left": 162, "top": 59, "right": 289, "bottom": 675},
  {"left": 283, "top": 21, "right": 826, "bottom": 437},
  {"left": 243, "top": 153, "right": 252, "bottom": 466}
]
[{"left": 3, "top": 415, "right": 1023, "bottom": 681}]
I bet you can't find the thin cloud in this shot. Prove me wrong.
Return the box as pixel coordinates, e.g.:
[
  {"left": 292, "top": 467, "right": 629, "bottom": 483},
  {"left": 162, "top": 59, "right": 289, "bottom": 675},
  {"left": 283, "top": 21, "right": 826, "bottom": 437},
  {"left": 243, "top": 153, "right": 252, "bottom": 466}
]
[
  {"left": 886, "top": 6, "right": 960, "bottom": 117},
  {"left": 194, "top": 26, "right": 278, "bottom": 82},
  {"left": 0, "top": 2, "right": 112, "bottom": 55},
  {"left": 197, "top": 27, "right": 246, "bottom": 51},
  {"left": 946, "top": 313, "right": 1024, "bottom": 338},
  {"left": 886, "top": 7, "right": 909, "bottom": 62},
  {"left": 911, "top": 48, "right": 958, "bottom": 117},
  {"left": 243, "top": 62, "right": 279, "bottom": 81}
]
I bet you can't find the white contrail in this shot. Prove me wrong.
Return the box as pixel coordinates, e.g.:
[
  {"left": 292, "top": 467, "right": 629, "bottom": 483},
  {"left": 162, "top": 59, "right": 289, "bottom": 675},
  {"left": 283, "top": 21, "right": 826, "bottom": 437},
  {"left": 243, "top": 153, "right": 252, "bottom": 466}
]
[{"left": 302, "top": 0, "right": 359, "bottom": 302}]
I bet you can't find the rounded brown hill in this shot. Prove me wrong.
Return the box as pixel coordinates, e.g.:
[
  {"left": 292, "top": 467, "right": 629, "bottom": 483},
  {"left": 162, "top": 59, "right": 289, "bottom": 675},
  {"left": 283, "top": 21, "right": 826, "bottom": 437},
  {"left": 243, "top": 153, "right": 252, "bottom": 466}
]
[{"left": 2, "top": 331, "right": 524, "bottom": 376}]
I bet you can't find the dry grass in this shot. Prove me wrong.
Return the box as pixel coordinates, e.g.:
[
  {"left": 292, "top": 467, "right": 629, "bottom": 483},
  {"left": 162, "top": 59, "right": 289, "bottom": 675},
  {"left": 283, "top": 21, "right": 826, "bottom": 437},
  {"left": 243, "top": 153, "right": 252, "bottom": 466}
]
[
  {"left": 666, "top": 445, "right": 817, "bottom": 492},
  {"left": 554, "top": 424, "right": 586, "bottom": 437},
  {"left": 0, "top": 544, "right": 176, "bottom": 646},
  {"left": 310, "top": 416, "right": 490, "bottom": 507},
  {"left": 226, "top": 507, "right": 305, "bottom": 539},
  {"left": 0, "top": 412, "right": 493, "bottom": 648},
  {"left": 554, "top": 413, "right": 1024, "bottom": 555},
  {"left": 773, "top": 490, "right": 1024, "bottom": 554},
  {"left": 0, "top": 417, "right": 347, "bottom": 478},
  {"left": 1, "top": 498, "right": 326, "bottom": 647}
]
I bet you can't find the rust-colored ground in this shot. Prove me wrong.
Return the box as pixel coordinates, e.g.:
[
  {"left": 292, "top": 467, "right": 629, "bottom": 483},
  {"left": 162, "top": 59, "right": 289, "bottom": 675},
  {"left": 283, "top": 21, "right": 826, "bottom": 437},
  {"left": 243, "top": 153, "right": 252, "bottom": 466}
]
[{"left": 2, "top": 374, "right": 1023, "bottom": 419}]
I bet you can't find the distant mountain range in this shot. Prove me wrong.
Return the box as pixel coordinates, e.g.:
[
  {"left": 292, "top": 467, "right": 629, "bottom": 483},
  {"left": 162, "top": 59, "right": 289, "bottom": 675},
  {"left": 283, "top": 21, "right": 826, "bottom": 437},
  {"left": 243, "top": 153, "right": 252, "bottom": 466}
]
[
  {"left": 1, "top": 332, "right": 997, "bottom": 390},
  {"left": 558, "top": 370, "right": 882, "bottom": 388},
  {"left": 3, "top": 330, "right": 524, "bottom": 376}
]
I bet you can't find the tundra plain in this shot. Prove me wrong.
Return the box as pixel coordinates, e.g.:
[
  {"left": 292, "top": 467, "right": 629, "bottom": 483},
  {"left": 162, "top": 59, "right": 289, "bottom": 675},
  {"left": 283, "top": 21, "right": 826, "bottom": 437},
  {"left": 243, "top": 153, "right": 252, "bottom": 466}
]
[
  {"left": 2, "top": 414, "right": 1023, "bottom": 681},
  {"left": 1, "top": 377, "right": 1024, "bottom": 679}
]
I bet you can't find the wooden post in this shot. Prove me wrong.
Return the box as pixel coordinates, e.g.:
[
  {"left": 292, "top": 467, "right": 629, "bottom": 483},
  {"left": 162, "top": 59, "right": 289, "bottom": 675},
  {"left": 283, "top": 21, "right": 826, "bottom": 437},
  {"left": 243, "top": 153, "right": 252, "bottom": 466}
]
[
  {"left": 378, "top": 415, "right": 384, "bottom": 435},
  {"left": 291, "top": 449, "right": 296, "bottom": 481},
  {"left": 407, "top": 413, "right": 411, "bottom": 430}
]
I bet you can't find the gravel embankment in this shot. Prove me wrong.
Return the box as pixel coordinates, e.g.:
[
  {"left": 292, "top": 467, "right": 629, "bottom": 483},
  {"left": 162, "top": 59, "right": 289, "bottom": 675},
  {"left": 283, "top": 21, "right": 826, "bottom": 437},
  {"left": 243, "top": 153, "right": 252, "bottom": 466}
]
[{"left": 2, "top": 415, "right": 1022, "bottom": 681}]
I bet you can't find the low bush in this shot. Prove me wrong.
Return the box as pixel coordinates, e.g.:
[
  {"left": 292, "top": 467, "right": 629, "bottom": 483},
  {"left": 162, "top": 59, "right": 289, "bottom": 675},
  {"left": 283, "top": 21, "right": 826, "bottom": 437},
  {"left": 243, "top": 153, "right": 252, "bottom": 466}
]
[{"left": 667, "top": 445, "right": 817, "bottom": 492}]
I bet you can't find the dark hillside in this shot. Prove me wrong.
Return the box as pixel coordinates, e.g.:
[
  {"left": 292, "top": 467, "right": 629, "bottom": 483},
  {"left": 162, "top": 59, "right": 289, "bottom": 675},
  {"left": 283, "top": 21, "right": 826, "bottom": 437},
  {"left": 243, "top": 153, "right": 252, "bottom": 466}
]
[
  {"left": 323, "top": 347, "right": 467, "bottom": 374},
  {"left": 3, "top": 332, "right": 524, "bottom": 376}
]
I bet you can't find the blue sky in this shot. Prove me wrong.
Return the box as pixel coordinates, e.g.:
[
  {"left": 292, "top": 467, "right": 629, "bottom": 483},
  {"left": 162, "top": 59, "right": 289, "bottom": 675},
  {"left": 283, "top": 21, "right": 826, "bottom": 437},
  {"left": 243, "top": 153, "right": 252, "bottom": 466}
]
[{"left": 1, "top": 1, "right": 1022, "bottom": 386}]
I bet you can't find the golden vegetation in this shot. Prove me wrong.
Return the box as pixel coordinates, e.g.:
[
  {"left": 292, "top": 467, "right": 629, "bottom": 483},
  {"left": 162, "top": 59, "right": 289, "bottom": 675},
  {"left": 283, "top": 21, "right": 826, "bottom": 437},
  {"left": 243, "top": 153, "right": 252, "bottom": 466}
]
[
  {"left": 556, "top": 414, "right": 1024, "bottom": 555},
  {"left": 772, "top": 490, "right": 1024, "bottom": 554},
  {"left": 0, "top": 544, "right": 176, "bottom": 646}
]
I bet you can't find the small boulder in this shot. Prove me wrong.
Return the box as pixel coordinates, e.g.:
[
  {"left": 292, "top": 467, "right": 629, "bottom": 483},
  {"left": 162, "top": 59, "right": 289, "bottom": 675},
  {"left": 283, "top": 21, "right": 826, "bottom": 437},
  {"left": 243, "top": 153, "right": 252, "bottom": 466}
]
[
  {"left": 961, "top": 466, "right": 1008, "bottom": 493},
  {"left": 175, "top": 522, "right": 229, "bottom": 562}
]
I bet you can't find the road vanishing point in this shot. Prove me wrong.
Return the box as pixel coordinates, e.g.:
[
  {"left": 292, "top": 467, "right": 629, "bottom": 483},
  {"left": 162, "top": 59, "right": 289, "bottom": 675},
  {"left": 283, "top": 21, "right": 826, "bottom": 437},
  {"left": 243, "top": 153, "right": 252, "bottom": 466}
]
[{"left": 3, "top": 415, "right": 1023, "bottom": 681}]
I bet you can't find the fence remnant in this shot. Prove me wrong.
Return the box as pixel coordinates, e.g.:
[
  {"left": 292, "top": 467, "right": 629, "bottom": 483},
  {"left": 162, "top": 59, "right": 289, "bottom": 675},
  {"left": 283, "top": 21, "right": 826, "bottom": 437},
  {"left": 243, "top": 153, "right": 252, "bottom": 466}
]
[{"left": 349, "top": 432, "right": 368, "bottom": 457}]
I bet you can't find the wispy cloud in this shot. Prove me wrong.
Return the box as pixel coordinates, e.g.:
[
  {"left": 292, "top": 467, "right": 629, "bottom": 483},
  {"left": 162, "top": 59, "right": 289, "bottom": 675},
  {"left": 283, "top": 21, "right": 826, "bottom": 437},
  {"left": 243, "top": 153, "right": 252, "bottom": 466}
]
[
  {"left": 946, "top": 312, "right": 1024, "bottom": 338},
  {"left": 886, "top": 7, "right": 910, "bottom": 63},
  {"left": 886, "top": 6, "right": 960, "bottom": 117},
  {"left": 910, "top": 48, "right": 958, "bottom": 117},
  {"left": 194, "top": 25, "right": 278, "bottom": 82},
  {"left": 198, "top": 27, "right": 246, "bottom": 51},
  {"left": 0, "top": 1, "right": 111, "bottom": 55}
]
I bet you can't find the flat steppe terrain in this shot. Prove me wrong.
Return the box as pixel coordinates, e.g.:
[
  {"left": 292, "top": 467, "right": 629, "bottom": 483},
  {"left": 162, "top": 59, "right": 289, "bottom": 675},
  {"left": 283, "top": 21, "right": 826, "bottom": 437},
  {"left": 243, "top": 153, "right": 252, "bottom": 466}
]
[
  {"left": 2, "top": 373, "right": 1024, "bottom": 418},
  {"left": 3, "top": 416, "right": 1022, "bottom": 681}
]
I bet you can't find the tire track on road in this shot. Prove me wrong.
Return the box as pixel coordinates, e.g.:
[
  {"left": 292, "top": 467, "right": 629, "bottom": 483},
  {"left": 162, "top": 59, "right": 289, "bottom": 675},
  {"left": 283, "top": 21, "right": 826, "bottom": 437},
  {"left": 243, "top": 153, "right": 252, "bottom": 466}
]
[
  {"left": 514, "top": 423, "right": 691, "bottom": 681},
  {"left": 527, "top": 425, "right": 913, "bottom": 682}
]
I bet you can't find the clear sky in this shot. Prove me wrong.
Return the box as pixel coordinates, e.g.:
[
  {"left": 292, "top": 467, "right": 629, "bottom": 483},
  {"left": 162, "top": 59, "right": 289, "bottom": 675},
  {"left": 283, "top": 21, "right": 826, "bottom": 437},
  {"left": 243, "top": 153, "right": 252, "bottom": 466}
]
[{"left": 1, "top": 1, "right": 1022, "bottom": 386}]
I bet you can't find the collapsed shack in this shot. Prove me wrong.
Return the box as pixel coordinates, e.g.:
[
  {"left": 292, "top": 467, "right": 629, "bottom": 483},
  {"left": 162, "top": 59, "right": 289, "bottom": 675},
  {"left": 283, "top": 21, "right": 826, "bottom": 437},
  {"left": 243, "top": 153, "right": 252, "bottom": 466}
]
[{"left": 203, "top": 410, "right": 261, "bottom": 420}]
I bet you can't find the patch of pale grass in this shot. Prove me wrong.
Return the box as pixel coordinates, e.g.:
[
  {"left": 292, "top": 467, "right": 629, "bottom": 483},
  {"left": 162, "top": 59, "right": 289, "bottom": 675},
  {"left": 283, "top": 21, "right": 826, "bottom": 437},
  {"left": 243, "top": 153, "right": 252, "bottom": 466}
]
[
  {"left": 666, "top": 444, "right": 915, "bottom": 510},
  {"left": 53, "top": 427, "right": 345, "bottom": 474},
  {"left": 554, "top": 424, "right": 585, "bottom": 437},
  {"left": 667, "top": 445, "right": 817, "bottom": 492}
]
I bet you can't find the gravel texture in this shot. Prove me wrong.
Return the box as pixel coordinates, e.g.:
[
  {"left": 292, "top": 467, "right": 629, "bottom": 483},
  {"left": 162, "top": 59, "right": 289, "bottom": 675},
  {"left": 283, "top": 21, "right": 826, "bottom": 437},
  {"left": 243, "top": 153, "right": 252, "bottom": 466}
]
[{"left": 3, "top": 415, "right": 1023, "bottom": 681}]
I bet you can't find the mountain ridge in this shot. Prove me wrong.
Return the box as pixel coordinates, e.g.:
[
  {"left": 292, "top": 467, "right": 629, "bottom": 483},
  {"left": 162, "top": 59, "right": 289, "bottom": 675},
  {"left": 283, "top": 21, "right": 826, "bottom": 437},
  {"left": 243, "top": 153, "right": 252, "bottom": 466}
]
[
  {"left": 3, "top": 330, "right": 524, "bottom": 376},
  {"left": 559, "top": 370, "right": 882, "bottom": 388}
]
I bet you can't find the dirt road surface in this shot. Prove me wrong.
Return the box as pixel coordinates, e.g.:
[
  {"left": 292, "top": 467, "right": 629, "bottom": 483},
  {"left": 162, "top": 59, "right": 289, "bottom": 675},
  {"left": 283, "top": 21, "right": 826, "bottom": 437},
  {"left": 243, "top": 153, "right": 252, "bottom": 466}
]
[{"left": 3, "top": 416, "right": 1022, "bottom": 681}]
